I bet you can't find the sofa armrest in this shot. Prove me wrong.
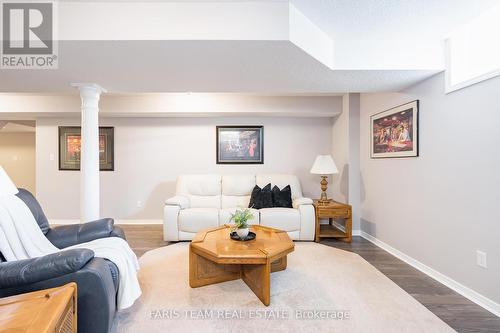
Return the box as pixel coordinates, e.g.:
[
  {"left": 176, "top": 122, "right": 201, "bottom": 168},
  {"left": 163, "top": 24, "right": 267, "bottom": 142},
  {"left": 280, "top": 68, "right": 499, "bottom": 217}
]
[
  {"left": 292, "top": 197, "right": 313, "bottom": 209},
  {"left": 0, "top": 249, "right": 94, "bottom": 289},
  {"left": 110, "top": 225, "right": 126, "bottom": 240},
  {"left": 46, "top": 218, "right": 120, "bottom": 248},
  {"left": 165, "top": 195, "right": 190, "bottom": 209},
  {"left": 0, "top": 257, "right": 118, "bottom": 333},
  {"left": 164, "top": 205, "right": 180, "bottom": 241}
]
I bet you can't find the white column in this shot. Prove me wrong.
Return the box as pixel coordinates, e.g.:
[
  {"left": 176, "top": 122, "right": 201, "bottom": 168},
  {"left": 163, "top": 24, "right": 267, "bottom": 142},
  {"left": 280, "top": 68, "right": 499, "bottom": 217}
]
[{"left": 72, "top": 83, "right": 106, "bottom": 222}]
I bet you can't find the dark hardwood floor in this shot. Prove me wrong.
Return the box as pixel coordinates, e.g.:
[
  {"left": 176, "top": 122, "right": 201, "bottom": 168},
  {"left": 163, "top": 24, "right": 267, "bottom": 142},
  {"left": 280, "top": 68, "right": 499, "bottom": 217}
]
[
  {"left": 119, "top": 225, "right": 500, "bottom": 333},
  {"left": 120, "top": 224, "right": 168, "bottom": 257},
  {"left": 320, "top": 237, "right": 500, "bottom": 333}
]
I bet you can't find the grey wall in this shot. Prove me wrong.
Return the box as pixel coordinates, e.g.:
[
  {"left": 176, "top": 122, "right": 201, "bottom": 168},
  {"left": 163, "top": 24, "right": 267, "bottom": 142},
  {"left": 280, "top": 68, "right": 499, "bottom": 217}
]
[
  {"left": 331, "top": 93, "right": 361, "bottom": 230},
  {"left": 36, "top": 117, "right": 333, "bottom": 220},
  {"left": 331, "top": 96, "right": 350, "bottom": 203},
  {"left": 348, "top": 94, "right": 360, "bottom": 231},
  {"left": 360, "top": 73, "right": 500, "bottom": 304}
]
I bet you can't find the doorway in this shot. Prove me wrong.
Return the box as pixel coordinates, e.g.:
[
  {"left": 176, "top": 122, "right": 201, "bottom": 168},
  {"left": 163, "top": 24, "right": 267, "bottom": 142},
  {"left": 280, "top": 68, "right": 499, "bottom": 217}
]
[{"left": 0, "top": 120, "right": 36, "bottom": 193}]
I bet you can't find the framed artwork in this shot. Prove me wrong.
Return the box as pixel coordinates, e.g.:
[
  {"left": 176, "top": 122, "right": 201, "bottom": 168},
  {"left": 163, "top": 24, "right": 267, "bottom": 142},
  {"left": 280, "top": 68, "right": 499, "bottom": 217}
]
[
  {"left": 370, "top": 100, "right": 419, "bottom": 158},
  {"left": 59, "top": 126, "right": 114, "bottom": 171},
  {"left": 216, "top": 126, "right": 264, "bottom": 164}
]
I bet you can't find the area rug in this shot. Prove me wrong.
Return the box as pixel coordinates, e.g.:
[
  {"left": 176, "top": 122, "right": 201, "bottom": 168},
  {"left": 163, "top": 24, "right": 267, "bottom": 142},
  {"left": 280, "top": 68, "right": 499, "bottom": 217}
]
[{"left": 114, "top": 242, "right": 455, "bottom": 332}]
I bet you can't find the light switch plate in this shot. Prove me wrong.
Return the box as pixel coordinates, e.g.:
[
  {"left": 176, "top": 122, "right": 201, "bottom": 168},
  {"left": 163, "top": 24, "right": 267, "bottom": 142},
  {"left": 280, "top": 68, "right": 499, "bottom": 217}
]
[{"left": 476, "top": 250, "right": 487, "bottom": 268}]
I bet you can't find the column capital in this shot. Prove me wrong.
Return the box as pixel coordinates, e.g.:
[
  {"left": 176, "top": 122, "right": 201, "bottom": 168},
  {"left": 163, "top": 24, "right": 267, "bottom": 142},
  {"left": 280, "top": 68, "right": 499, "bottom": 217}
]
[
  {"left": 71, "top": 83, "right": 107, "bottom": 97},
  {"left": 72, "top": 83, "right": 106, "bottom": 109}
]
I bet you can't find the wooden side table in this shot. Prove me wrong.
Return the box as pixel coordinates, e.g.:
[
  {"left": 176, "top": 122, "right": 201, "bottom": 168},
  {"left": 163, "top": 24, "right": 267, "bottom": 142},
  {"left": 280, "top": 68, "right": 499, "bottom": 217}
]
[
  {"left": 0, "top": 283, "right": 77, "bottom": 333},
  {"left": 313, "top": 200, "right": 352, "bottom": 243}
]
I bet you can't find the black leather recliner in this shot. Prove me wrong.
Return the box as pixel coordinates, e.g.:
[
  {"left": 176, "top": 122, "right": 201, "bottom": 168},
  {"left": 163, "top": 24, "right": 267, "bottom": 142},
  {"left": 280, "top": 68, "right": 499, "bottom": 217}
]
[{"left": 0, "top": 189, "right": 126, "bottom": 333}]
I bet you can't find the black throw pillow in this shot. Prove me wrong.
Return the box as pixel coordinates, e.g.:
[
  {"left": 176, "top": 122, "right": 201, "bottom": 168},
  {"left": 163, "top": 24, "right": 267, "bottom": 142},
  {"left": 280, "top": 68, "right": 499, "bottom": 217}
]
[
  {"left": 260, "top": 183, "right": 273, "bottom": 208},
  {"left": 248, "top": 183, "right": 273, "bottom": 209},
  {"left": 272, "top": 185, "right": 293, "bottom": 208},
  {"left": 249, "top": 185, "right": 261, "bottom": 209}
]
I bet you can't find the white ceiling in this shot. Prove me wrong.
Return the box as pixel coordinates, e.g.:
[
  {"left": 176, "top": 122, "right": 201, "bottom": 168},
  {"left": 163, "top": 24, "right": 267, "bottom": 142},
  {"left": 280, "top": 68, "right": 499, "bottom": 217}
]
[
  {"left": 58, "top": 0, "right": 499, "bottom": 40},
  {"left": 0, "top": 41, "right": 438, "bottom": 93},
  {"left": 290, "top": 0, "right": 499, "bottom": 40},
  {"left": 0, "top": 0, "right": 497, "bottom": 94}
]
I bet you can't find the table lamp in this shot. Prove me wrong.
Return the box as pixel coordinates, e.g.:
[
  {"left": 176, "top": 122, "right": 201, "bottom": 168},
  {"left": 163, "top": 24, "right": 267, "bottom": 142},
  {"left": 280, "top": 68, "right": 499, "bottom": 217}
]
[
  {"left": 0, "top": 166, "right": 19, "bottom": 197},
  {"left": 310, "top": 155, "right": 338, "bottom": 204}
]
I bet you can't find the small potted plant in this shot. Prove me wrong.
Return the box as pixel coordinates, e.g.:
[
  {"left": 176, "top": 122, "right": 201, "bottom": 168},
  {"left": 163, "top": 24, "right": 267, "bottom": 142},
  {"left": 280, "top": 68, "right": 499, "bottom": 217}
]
[{"left": 230, "top": 208, "right": 254, "bottom": 239}]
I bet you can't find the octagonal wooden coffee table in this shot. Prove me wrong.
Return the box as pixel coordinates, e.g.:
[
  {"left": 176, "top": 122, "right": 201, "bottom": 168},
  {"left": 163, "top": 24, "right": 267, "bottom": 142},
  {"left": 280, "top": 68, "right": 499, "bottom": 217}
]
[{"left": 189, "top": 225, "right": 294, "bottom": 306}]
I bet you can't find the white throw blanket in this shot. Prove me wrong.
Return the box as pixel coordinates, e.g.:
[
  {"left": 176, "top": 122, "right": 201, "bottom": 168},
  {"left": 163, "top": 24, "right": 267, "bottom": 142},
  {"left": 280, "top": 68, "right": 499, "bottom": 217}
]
[{"left": 0, "top": 195, "right": 141, "bottom": 310}]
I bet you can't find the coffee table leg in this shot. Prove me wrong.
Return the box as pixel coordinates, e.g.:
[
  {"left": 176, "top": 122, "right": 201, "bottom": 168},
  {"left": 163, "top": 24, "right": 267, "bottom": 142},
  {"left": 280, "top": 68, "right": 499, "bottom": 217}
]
[
  {"left": 241, "top": 262, "right": 271, "bottom": 306},
  {"left": 189, "top": 248, "right": 240, "bottom": 288},
  {"left": 271, "top": 256, "right": 287, "bottom": 272}
]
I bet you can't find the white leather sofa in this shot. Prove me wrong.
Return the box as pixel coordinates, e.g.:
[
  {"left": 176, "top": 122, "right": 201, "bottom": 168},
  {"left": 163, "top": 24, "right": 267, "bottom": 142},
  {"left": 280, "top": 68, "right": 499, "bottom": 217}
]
[{"left": 163, "top": 174, "right": 315, "bottom": 241}]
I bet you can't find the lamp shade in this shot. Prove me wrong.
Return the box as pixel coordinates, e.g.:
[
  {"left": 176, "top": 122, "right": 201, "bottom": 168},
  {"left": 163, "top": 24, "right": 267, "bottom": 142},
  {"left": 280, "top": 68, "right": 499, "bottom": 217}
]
[
  {"left": 0, "top": 166, "right": 19, "bottom": 197},
  {"left": 310, "top": 155, "right": 338, "bottom": 175}
]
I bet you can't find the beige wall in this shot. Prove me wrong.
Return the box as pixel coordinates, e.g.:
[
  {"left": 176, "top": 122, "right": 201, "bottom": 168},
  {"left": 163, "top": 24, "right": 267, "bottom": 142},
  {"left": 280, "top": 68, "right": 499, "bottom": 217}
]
[
  {"left": 360, "top": 73, "right": 500, "bottom": 305},
  {"left": 0, "top": 132, "right": 36, "bottom": 193},
  {"left": 36, "top": 117, "right": 334, "bottom": 220}
]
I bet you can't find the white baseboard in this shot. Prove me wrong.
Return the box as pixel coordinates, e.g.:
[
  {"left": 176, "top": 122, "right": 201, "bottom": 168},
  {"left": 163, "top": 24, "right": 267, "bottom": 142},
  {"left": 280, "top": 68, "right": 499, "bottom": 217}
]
[
  {"left": 328, "top": 220, "right": 361, "bottom": 236},
  {"left": 359, "top": 231, "right": 500, "bottom": 317},
  {"left": 116, "top": 219, "right": 163, "bottom": 225},
  {"left": 50, "top": 219, "right": 80, "bottom": 225},
  {"left": 50, "top": 219, "right": 163, "bottom": 225}
]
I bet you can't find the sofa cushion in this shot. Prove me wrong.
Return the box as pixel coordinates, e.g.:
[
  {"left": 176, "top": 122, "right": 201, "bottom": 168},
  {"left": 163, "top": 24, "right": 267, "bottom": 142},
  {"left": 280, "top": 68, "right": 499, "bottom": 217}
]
[
  {"left": 222, "top": 175, "right": 256, "bottom": 196},
  {"left": 272, "top": 185, "right": 293, "bottom": 208},
  {"left": 259, "top": 208, "right": 300, "bottom": 232},
  {"left": 249, "top": 184, "right": 273, "bottom": 209},
  {"left": 176, "top": 175, "right": 222, "bottom": 208},
  {"left": 221, "top": 175, "right": 255, "bottom": 209},
  {"left": 248, "top": 185, "right": 260, "bottom": 208},
  {"left": 177, "top": 175, "right": 221, "bottom": 196},
  {"left": 188, "top": 195, "right": 221, "bottom": 209},
  {"left": 256, "top": 174, "right": 303, "bottom": 200},
  {"left": 15, "top": 188, "right": 50, "bottom": 234},
  {"left": 178, "top": 208, "right": 219, "bottom": 233},
  {"left": 219, "top": 208, "right": 260, "bottom": 225},
  {"left": 221, "top": 195, "right": 251, "bottom": 209}
]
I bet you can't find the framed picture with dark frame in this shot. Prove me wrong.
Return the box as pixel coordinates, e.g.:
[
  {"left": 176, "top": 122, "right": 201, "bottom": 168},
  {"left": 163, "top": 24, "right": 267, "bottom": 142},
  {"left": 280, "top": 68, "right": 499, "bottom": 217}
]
[
  {"left": 216, "top": 126, "right": 264, "bottom": 164},
  {"left": 59, "top": 126, "right": 115, "bottom": 171},
  {"left": 370, "top": 100, "right": 419, "bottom": 158}
]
